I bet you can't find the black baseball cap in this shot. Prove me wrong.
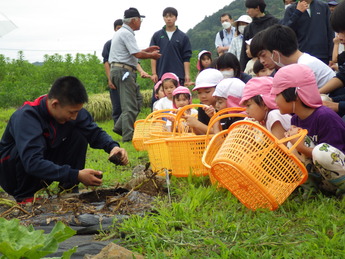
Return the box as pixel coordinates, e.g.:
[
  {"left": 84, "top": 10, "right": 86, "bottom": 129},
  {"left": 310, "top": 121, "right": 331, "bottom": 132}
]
[{"left": 124, "top": 7, "right": 145, "bottom": 19}]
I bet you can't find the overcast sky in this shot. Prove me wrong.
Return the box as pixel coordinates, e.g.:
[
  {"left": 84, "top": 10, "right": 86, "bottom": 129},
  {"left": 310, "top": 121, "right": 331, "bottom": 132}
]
[{"left": 0, "top": 0, "right": 236, "bottom": 63}]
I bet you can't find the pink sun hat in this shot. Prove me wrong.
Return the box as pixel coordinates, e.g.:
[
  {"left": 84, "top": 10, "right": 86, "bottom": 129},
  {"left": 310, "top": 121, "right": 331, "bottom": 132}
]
[
  {"left": 240, "top": 76, "right": 278, "bottom": 110},
  {"left": 271, "top": 64, "right": 322, "bottom": 108},
  {"left": 172, "top": 86, "right": 192, "bottom": 108},
  {"left": 161, "top": 72, "right": 180, "bottom": 86}
]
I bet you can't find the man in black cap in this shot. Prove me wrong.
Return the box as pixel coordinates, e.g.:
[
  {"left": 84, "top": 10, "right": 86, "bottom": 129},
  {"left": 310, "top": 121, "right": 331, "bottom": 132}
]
[{"left": 109, "top": 8, "right": 161, "bottom": 142}]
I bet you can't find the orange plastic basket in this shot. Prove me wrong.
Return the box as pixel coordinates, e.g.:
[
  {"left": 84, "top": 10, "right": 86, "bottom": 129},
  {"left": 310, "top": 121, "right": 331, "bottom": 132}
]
[
  {"left": 202, "top": 107, "right": 247, "bottom": 184},
  {"left": 166, "top": 105, "right": 246, "bottom": 177},
  {"left": 132, "top": 109, "right": 176, "bottom": 151},
  {"left": 210, "top": 120, "right": 308, "bottom": 211},
  {"left": 144, "top": 109, "right": 188, "bottom": 173}
]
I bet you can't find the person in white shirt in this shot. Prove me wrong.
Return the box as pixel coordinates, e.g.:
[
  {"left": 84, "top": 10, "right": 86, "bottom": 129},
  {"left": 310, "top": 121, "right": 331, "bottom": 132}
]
[
  {"left": 229, "top": 15, "right": 252, "bottom": 62},
  {"left": 215, "top": 13, "right": 236, "bottom": 56}
]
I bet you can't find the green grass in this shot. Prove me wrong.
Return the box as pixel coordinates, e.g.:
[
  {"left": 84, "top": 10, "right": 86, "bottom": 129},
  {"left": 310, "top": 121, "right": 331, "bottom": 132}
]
[{"left": 1, "top": 104, "right": 345, "bottom": 258}]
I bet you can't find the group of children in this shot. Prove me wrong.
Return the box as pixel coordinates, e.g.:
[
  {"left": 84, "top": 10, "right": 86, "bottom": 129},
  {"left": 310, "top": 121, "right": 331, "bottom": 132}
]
[{"left": 145, "top": 2, "right": 345, "bottom": 199}]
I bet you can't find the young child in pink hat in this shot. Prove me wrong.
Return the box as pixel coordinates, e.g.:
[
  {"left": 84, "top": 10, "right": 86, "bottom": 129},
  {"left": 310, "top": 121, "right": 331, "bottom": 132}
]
[
  {"left": 272, "top": 63, "right": 345, "bottom": 197},
  {"left": 197, "top": 50, "right": 212, "bottom": 73},
  {"left": 153, "top": 72, "right": 179, "bottom": 111},
  {"left": 172, "top": 86, "right": 198, "bottom": 115},
  {"left": 240, "top": 76, "right": 291, "bottom": 140},
  {"left": 152, "top": 80, "right": 165, "bottom": 110}
]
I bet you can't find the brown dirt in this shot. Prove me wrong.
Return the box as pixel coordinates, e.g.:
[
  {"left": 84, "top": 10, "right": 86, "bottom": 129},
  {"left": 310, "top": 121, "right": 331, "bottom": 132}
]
[{"left": 0, "top": 165, "right": 168, "bottom": 226}]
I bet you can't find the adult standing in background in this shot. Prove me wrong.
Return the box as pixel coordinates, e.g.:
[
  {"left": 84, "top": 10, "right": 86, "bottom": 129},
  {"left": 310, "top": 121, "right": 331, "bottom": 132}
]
[
  {"left": 102, "top": 19, "right": 123, "bottom": 126},
  {"left": 215, "top": 13, "right": 236, "bottom": 56},
  {"left": 280, "top": 0, "right": 334, "bottom": 65},
  {"left": 109, "top": 7, "right": 161, "bottom": 142},
  {"left": 150, "top": 7, "right": 192, "bottom": 87},
  {"left": 228, "top": 14, "right": 252, "bottom": 62},
  {"left": 239, "top": 0, "right": 279, "bottom": 71}
]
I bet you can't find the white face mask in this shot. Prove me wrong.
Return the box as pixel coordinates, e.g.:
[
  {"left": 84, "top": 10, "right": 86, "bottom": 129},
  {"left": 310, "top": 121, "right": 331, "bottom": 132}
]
[
  {"left": 270, "top": 51, "right": 285, "bottom": 67},
  {"left": 221, "top": 70, "right": 234, "bottom": 78},
  {"left": 238, "top": 25, "right": 246, "bottom": 35},
  {"left": 284, "top": 4, "right": 291, "bottom": 9},
  {"left": 222, "top": 21, "right": 231, "bottom": 30}
]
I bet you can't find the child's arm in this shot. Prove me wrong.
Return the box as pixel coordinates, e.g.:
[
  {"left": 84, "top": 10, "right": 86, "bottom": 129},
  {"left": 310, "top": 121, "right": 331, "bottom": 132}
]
[
  {"left": 184, "top": 115, "right": 210, "bottom": 135},
  {"left": 285, "top": 126, "right": 313, "bottom": 158},
  {"left": 270, "top": 121, "right": 288, "bottom": 140}
]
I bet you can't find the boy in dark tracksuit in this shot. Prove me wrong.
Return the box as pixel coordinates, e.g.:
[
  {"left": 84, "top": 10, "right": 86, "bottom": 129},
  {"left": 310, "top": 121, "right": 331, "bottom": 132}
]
[
  {"left": 0, "top": 76, "right": 128, "bottom": 202},
  {"left": 240, "top": 0, "right": 279, "bottom": 71}
]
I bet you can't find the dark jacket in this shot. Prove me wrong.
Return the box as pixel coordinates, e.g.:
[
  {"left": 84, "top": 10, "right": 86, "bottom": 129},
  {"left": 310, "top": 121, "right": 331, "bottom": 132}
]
[
  {"left": 240, "top": 13, "right": 279, "bottom": 70},
  {"left": 0, "top": 95, "right": 119, "bottom": 185},
  {"left": 150, "top": 26, "right": 192, "bottom": 81},
  {"left": 280, "top": 0, "right": 334, "bottom": 62}
]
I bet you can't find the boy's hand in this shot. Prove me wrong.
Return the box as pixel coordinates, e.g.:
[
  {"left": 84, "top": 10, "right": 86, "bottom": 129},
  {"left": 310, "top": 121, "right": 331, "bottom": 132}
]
[
  {"left": 203, "top": 105, "right": 215, "bottom": 118},
  {"left": 108, "top": 146, "right": 129, "bottom": 165},
  {"left": 78, "top": 169, "right": 103, "bottom": 186}
]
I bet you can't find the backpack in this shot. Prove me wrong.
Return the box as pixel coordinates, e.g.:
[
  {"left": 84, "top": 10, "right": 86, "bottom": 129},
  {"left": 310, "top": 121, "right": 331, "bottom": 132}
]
[{"left": 219, "top": 30, "right": 224, "bottom": 41}]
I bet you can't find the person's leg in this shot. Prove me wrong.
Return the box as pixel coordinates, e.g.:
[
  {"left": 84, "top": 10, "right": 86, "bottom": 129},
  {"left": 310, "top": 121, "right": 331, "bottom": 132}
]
[
  {"left": 312, "top": 143, "right": 345, "bottom": 196},
  {"left": 109, "top": 88, "right": 122, "bottom": 128},
  {"left": 11, "top": 129, "right": 87, "bottom": 201},
  {"left": 116, "top": 70, "right": 141, "bottom": 142},
  {"left": 0, "top": 147, "right": 48, "bottom": 202},
  {"left": 112, "top": 67, "right": 124, "bottom": 136}
]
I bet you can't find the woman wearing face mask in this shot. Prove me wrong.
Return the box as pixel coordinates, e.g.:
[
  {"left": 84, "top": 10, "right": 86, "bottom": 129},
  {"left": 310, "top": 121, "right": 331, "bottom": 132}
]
[
  {"left": 229, "top": 15, "right": 252, "bottom": 62},
  {"left": 216, "top": 52, "right": 252, "bottom": 83}
]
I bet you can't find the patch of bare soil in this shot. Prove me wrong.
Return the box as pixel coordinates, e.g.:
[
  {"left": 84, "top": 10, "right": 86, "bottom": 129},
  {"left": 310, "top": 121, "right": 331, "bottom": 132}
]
[{"left": 0, "top": 165, "right": 168, "bottom": 230}]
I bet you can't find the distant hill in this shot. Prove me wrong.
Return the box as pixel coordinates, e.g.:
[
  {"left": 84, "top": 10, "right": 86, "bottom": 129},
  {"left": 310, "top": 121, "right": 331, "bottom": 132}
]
[{"left": 186, "top": 0, "right": 287, "bottom": 54}]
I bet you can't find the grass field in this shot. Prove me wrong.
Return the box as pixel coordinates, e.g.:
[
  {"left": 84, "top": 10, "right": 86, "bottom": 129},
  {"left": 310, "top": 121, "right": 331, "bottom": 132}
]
[{"left": 1, "top": 104, "right": 345, "bottom": 258}]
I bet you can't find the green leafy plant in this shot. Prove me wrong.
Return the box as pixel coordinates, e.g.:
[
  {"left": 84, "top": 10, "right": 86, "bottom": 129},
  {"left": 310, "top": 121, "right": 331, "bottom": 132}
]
[{"left": 0, "top": 218, "right": 77, "bottom": 259}]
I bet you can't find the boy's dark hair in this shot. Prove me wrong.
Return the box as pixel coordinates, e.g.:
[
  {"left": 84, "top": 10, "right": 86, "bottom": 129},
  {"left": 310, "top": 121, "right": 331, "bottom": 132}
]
[
  {"left": 245, "top": 0, "right": 266, "bottom": 13},
  {"left": 221, "top": 13, "right": 232, "bottom": 20},
  {"left": 216, "top": 53, "right": 241, "bottom": 78},
  {"left": 48, "top": 76, "right": 88, "bottom": 106},
  {"left": 163, "top": 7, "right": 178, "bottom": 17},
  {"left": 250, "top": 30, "right": 266, "bottom": 58},
  {"left": 331, "top": 1, "right": 345, "bottom": 33},
  {"left": 280, "top": 87, "right": 309, "bottom": 108},
  {"left": 114, "top": 19, "right": 123, "bottom": 29},
  {"left": 282, "top": 0, "right": 296, "bottom": 3},
  {"left": 262, "top": 24, "right": 298, "bottom": 56},
  {"left": 253, "top": 59, "right": 265, "bottom": 74},
  {"left": 244, "top": 95, "right": 265, "bottom": 107}
]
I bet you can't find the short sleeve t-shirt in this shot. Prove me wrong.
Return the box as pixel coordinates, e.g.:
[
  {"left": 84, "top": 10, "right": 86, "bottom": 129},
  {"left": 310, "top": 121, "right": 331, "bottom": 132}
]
[{"left": 291, "top": 106, "right": 345, "bottom": 152}]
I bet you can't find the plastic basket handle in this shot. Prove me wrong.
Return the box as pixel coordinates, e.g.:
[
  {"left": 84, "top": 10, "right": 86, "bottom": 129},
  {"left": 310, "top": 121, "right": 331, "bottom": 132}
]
[
  {"left": 209, "top": 107, "right": 246, "bottom": 125},
  {"left": 202, "top": 130, "right": 228, "bottom": 169},
  {"left": 172, "top": 104, "right": 207, "bottom": 135},
  {"left": 206, "top": 110, "right": 247, "bottom": 143},
  {"left": 276, "top": 129, "right": 308, "bottom": 154},
  {"left": 145, "top": 109, "right": 178, "bottom": 122}
]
